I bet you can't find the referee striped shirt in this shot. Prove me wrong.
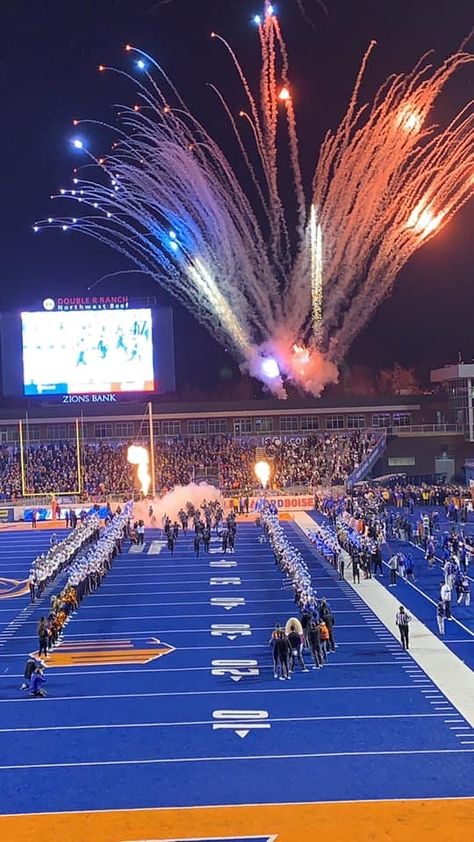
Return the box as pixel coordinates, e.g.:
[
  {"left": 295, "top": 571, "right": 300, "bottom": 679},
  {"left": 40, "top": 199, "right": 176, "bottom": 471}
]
[{"left": 396, "top": 610, "right": 411, "bottom": 627}]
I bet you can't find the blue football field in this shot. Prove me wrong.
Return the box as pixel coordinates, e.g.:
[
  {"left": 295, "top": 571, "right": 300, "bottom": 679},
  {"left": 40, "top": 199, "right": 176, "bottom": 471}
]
[{"left": 0, "top": 517, "right": 473, "bottom": 840}]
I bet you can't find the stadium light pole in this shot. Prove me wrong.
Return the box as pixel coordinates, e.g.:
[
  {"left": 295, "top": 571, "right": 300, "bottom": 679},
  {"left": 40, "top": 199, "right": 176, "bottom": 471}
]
[{"left": 148, "top": 401, "right": 156, "bottom": 498}]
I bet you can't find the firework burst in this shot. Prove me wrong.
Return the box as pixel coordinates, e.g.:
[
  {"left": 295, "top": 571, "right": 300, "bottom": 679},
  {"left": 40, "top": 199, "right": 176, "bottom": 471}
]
[{"left": 37, "top": 1, "right": 473, "bottom": 397}]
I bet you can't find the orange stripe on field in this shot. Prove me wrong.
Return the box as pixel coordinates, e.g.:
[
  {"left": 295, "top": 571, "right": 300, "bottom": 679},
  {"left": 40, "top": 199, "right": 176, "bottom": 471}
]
[
  {"left": 56, "top": 642, "right": 134, "bottom": 649},
  {"left": 44, "top": 646, "right": 173, "bottom": 667},
  {"left": 0, "top": 798, "right": 473, "bottom": 842}
]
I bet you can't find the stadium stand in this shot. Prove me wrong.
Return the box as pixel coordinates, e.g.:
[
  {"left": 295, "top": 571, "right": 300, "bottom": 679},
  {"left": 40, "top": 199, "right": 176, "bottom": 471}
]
[{"left": 0, "top": 432, "right": 378, "bottom": 499}]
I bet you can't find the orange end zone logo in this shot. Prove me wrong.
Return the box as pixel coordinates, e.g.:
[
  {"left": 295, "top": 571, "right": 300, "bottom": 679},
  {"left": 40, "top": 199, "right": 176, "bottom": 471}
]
[{"left": 32, "top": 637, "right": 175, "bottom": 668}]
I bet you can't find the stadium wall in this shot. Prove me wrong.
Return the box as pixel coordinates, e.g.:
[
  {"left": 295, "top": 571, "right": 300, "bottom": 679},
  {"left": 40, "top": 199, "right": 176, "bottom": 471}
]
[
  {"left": 373, "top": 433, "right": 474, "bottom": 482},
  {"left": 0, "top": 395, "right": 456, "bottom": 443}
]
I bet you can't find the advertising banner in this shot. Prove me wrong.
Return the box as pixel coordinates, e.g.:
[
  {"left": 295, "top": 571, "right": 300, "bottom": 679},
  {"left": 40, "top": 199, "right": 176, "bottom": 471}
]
[{"left": 226, "top": 494, "right": 314, "bottom": 513}]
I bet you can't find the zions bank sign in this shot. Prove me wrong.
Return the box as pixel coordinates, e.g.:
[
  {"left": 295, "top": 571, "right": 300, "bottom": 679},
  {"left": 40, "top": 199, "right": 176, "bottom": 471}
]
[{"left": 61, "top": 394, "right": 118, "bottom": 404}]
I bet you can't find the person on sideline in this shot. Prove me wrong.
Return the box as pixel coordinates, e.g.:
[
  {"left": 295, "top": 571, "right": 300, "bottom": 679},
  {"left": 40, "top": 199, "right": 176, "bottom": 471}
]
[
  {"left": 436, "top": 600, "right": 446, "bottom": 636},
  {"left": 20, "top": 656, "right": 43, "bottom": 691},
  {"left": 388, "top": 553, "right": 399, "bottom": 587},
  {"left": 29, "top": 667, "right": 47, "bottom": 698},
  {"left": 287, "top": 624, "right": 308, "bottom": 674},
  {"left": 308, "top": 621, "right": 324, "bottom": 669},
  {"left": 395, "top": 606, "right": 412, "bottom": 650},
  {"left": 440, "top": 581, "right": 452, "bottom": 620},
  {"left": 273, "top": 630, "right": 290, "bottom": 681},
  {"left": 37, "top": 617, "right": 48, "bottom": 658},
  {"left": 457, "top": 575, "right": 470, "bottom": 607},
  {"left": 351, "top": 554, "right": 361, "bottom": 584}
]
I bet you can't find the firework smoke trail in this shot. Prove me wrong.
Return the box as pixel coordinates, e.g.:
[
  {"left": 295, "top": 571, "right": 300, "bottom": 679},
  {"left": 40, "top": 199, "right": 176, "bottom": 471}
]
[
  {"left": 309, "top": 204, "right": 323, "bottom": 337},
  {"left": 37, "top": 3, "right": 473, "bottom": 398},
  {"left": 273, "top": 15, "right": 306, "bottom": 236},
  {"left": 313, "top": 48, "right": 474, "bottom": 363}
]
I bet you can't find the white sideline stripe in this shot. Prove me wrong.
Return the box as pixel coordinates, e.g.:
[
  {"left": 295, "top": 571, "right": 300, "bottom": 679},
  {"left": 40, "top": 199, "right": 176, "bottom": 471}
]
[
  {"left": 0, "top": 712, "right": 449, "bottom": 735},
  {"left": 294, "top": 512, "right": 474, "bottom": 729},
  {"left": 0, "top": 747, "right": 472, "bottom": 772},
  {"left": 1, "top": 794, "right": 473, "bottom": 819},
  {"left": 381, "top": 554, "right": 474, "bottom": 641},
  {"left": 0, "top": 683, "right": 416, "bottom": 704}
]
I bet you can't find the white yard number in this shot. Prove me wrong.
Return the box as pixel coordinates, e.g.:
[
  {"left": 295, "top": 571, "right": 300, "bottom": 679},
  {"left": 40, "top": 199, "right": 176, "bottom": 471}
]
[
  {"left": 210, "top": 623, "right": 252, "bottom": 640},
  {"left": 209, "top": 577, "right": 242, "bottom": 586},
  {"left": 212, "top": 709, "right": 270, "bottom": 739},
  {"left": 211, "top": 659, "right": 259, "bottom": 681},
  {"left": 209, "top": 560, "right": 238, "bottom": 567},
  {"left": 210, "top": 597, "right": 245, "bottom": 610}
]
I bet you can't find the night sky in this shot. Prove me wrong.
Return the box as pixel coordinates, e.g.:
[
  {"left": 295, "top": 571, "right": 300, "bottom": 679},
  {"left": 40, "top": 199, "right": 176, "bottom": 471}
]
[{"left": 0, "top": 0, "right": 472, "bottom": 390}]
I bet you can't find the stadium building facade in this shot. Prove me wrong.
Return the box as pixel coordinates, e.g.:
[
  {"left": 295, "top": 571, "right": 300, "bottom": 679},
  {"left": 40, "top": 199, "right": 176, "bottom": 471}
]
[{"left": 0, "top": 393, "right": 472, "bottom": 483}]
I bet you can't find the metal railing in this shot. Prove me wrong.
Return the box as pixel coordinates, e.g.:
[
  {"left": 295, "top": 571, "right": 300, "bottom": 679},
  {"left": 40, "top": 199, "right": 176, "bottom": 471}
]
[{"left": 387, "top": 423, "right": 464, "bottom": 435}]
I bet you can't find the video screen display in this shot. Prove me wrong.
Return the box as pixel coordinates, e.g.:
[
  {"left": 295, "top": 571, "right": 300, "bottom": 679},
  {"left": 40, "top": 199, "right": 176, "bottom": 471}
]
[{"left": 21, "top": 309, "right": 155, "bottom": 395}]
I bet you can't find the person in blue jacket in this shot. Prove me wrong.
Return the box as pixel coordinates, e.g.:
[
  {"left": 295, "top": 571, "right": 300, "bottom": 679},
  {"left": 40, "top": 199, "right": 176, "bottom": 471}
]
[
  {"left": 29, "top": 667, "right": 47, "bottom": 698},
  {"left": 20, "top": 656, "right": 43, "bottom": 691}
]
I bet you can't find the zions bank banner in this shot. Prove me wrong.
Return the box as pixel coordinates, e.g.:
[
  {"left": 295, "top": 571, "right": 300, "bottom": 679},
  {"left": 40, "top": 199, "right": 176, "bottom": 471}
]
[{"left": 0, "top": 507, "right": 14, "bottom": 523}]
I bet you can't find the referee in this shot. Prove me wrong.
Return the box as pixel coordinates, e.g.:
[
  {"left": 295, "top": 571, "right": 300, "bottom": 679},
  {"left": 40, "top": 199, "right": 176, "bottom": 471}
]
[{"left": 395, "top": 606, "right": 412, "bottom": 650}]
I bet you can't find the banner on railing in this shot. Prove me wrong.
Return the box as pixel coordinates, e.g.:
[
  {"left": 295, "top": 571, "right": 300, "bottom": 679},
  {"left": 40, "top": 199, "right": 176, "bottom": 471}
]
[
  {"left": 225, "top": 494, "right": 315, "bottom": 513},
  {"left": 0, "top": 507, "right": 14, "bottom": 523}
]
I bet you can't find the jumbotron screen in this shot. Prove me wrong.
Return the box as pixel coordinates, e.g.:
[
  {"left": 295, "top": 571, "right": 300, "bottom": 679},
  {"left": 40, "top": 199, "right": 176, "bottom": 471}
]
[{"left": 21, "top": 309, "right": 155, "bottom": 395}]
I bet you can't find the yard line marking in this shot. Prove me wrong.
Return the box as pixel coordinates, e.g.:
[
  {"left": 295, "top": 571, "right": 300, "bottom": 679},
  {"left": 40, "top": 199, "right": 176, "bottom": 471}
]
[
  {"left": 14, "top": 609, "right": 373, "bottom": 624},
  {"left": 0, "top": 712, "right": 449, "bottom": 735},
  {"left": 0, "top": 659, "right": 402, "bottom": 679},
  {"left": 0, "top": 683, "right": 417, "bottom": 704}
]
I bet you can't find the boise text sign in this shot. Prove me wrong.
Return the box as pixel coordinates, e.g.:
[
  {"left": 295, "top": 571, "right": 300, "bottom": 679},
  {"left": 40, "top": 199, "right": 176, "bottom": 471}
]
[{"left": 226, "top": 495, "right": 314, "bottom": 512}]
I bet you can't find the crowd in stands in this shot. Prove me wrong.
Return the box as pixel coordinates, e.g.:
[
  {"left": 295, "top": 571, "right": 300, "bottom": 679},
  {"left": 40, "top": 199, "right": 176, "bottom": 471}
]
[
  {"left": 0, "top": 442, "right": 135, "bottom": 499},
  {"left": 0, "top": 431, "right": 379, "bottom": 500},
  {"left": 154, "top": 438, "right": 255, "bottom": 491},
  {"left": 359, "top": 483, "right": 470, "bottom": 515},
  {"left": 272, "top": 431, "right": 377, "bottom": 488}
]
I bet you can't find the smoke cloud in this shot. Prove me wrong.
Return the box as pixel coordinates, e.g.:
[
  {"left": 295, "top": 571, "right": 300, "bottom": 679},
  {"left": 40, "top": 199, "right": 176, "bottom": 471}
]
[
  {"left": 242, "top": 337, "right": 339, "bottom": 398},
  {"left": 133, "top": 482, "right": 223, "bottom": 524}
]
